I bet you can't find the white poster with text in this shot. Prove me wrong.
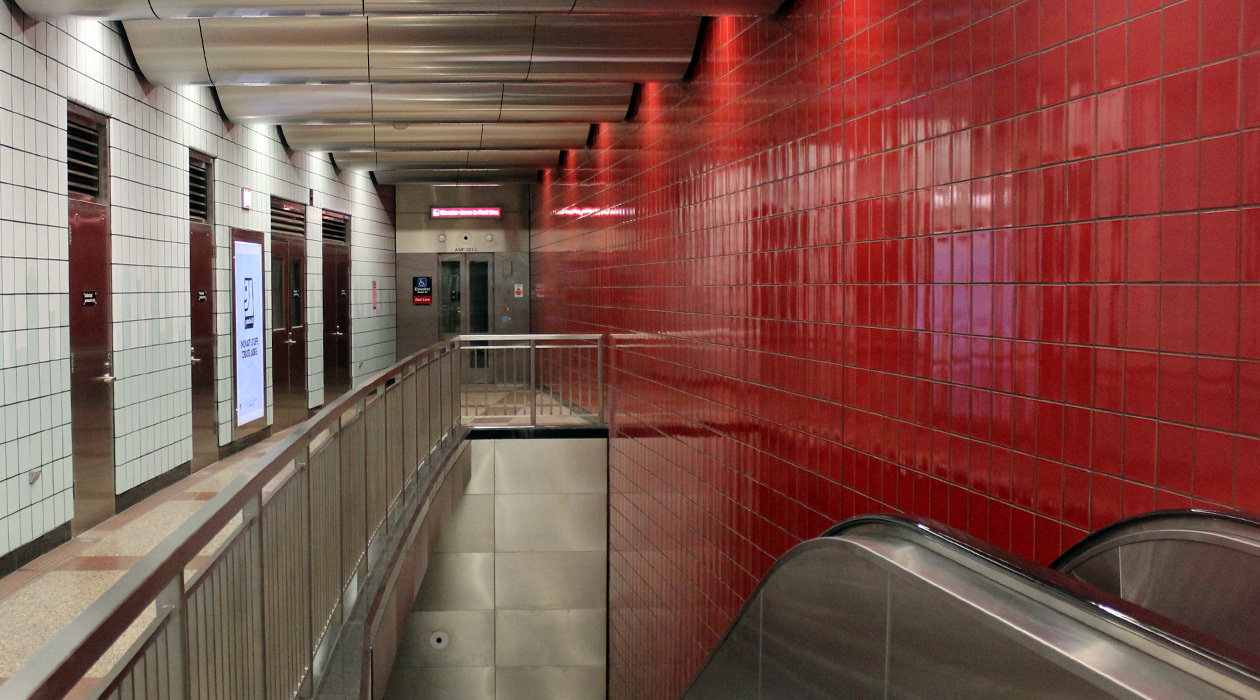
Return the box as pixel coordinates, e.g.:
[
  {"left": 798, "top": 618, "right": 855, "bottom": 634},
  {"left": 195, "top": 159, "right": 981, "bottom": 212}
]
[{"left": 234, "top": 239, "right": 266, "bottom": 426}]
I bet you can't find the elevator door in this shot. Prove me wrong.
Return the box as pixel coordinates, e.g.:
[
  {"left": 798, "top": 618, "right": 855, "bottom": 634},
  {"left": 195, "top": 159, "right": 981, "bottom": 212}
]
[
  {"left": 69, "top": 199, "right": 114, "bottom": 534},
  {"left": 438, "top": 254, "right": 493, "bottom": 338},
  {"left": 271, "top": 234, "right": 307, "bottom": 429},
  {"left": 322, "top": 240, "right": 351, "bottom": 399},
  {"left": 188, "top": 155, "right": 216, "bottom": 470}
]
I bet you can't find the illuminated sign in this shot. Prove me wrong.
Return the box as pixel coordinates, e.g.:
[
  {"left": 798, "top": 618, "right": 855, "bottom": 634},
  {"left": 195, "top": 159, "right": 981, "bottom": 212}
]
[
  {"left": 430, "top": 207, "right": 502, "bottom": 218},
  {"left": 552, "top": 206, "right": 634, "bottom": 217},
  {"left": 233, "top": 239, "right": 265, "bottom": 427}
]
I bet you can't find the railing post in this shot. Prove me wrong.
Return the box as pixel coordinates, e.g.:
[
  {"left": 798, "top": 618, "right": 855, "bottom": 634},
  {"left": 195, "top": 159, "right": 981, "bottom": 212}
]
[
  {"left": 529, "top": 338, "right": 538, "bottom": 426},
  {"left": 160, "top": 575, "right": 189, "bottom": 700},
  {"left": 245, "top": 493, "right": 266, "bottom": 700},
  {"left": 454, "top": 338, "right": 463, "bottom": 430},
  {"left": 299, "top": 441, "right": 316, "bottom": 699}
]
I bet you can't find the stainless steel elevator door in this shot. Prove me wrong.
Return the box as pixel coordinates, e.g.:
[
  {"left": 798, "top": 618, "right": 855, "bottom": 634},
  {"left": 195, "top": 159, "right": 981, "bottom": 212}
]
[{"left": 438, "top": 253, "right": 494, "bottom": 338}]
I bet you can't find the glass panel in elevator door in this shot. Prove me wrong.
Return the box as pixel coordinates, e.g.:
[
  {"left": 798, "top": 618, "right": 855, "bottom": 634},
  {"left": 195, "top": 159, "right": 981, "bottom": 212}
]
[
  {"left": 468, "top": 260, "right": 490, "bottom": 334},
  {"left": 440, "top": 259, "right": 461, "bottom": 335}
]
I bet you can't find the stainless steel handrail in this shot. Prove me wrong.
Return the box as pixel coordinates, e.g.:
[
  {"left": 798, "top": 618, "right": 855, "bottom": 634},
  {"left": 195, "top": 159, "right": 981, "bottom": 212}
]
[
  {"left": 456, "top": 333, "right": 604, "bottom": 426},
  {"left": 0, "top": 333, "right": 605, "bottom": 700}
]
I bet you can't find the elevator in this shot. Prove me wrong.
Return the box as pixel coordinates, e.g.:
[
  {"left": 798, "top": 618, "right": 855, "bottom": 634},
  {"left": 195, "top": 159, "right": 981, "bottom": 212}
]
[
  {"left": 395, "top": 184, "right": 531, "bottom": 358},
  {"left": 67, "top": 106, "right": 114, "bottom": 534},
  {"left": 271, "top": 197, "right": 308, "bottom": 430},
  {"left": 438, "top": 253, "right": 494, "bottom": 338}
]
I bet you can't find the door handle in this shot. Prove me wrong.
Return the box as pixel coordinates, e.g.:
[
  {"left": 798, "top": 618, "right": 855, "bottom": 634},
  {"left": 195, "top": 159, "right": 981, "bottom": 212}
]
[
  {"left": 190, "top": 356, "right": 202, "bottom": 364},
  {"left": 98, "top": 374, "right": 115, "bottom": 384},
  {"left": 285, "top": 338, "right": 298, "bottom": 345},
  {"left": 332, "top": 331, "right": 345, "bottom": 337}
]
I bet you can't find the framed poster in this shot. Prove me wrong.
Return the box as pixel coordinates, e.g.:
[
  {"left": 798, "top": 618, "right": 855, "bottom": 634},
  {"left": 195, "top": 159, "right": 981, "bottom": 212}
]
[{"left": 232, "top": 229, "right": 267, "bottom": 435}]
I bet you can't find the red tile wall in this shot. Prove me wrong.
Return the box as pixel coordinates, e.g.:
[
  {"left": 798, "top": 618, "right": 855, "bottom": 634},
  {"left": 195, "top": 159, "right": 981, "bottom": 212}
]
[{"left": 530, "top": 0, "right": 1260, "bottom": 696}]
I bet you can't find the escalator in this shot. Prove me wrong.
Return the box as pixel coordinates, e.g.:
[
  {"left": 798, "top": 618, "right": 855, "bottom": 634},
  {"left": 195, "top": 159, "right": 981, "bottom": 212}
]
[{"left": 685, "top": 513, "right": 1260, "bottom": 699}]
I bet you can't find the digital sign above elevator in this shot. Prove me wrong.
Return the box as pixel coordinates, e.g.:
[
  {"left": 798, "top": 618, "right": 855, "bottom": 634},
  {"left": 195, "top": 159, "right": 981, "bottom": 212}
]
[{"left": 430, "top": 207, "right": 501, "bottom": 219}]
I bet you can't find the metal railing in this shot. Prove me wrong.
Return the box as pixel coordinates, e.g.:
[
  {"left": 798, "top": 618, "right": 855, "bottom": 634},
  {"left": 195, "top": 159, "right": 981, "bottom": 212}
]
[
  {"left": 0, "top": 334, "right": 603, "bottom": 700},
  {"left": 458, "top": 334, "right": 604, "bottom": 427}
]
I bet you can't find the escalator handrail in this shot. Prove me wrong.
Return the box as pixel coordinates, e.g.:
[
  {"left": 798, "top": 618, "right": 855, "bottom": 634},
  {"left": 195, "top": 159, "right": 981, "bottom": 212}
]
[
  {"left": 1053, "top": 508, "right": 1260, "bottom": 570},
  {"left": 684, "top": 514, "right": 1260, "bottom": 697}
]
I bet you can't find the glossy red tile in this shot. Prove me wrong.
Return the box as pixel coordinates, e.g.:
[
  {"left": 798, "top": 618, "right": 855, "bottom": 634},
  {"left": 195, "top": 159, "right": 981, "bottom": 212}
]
[
  {"left": 1127, "top": 148, "right": 1162, "bottom": 215},
  {"left": 1127, "top": 13, "right": 1163, "bottom": 83},
  {"left": 1195, "top": 430, "right": 1235, "bottom": 505},
  {"left": 1238, "top": 362, "right": 1260, "bottom": 436},
  {"left": 1196, "top": 358, "right": 1238, "bottom": 431},
  {"left": 1157, "top": 423, "right": 1195, "bottom": 494},
  {"left": 1127, "top": 80, "right": 1162, "bottom": 149},
  {"left": 1162, "top": 71, "right": 1199, "bottom": 143},
  {"left": 1158, "top": 216, "right": 1199, "bottom": 283},
  {"left": 1245, "top": 54, "right": 1260, "bottom": 128},
  {"left": 1201, "top": 0, "right": 1243, "bottom": 62},
  {"left": 1201, "top": 60, "right": 1240, "bottom": 137},
  {"left": 1239, "top": 439, "right": 1260, "bottom": 512},
  {"left": 1161, "top": 1, "right": 1200, "bottom": 75},
  {"left": 534, "top": 3, "right": 1260, "bottom": 692},
  {"left": 1200, "top": 135, "right": 1242, "bottom": 209},
  {"left": 1159, "top": 286, "right": 1198, "bottom": 352},
  {"left": 1157, "top": 354, "right": 1196, "bottom": 423},
  {"left": 1197, "top": 286, "right": 1241, "bottom": 357}
]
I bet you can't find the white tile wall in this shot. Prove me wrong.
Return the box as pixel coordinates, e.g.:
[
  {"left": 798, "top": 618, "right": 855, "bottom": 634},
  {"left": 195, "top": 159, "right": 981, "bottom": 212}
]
[
  {"left": 306, "top": 207, "right": 324, "bottom": 409},
  {"left": 0, "top": 12, "right": 396, "bottom": 556}
]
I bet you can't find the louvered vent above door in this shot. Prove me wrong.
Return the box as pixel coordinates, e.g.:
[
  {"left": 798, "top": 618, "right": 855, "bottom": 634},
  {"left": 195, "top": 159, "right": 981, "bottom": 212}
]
[
  {"left": 68, "top": 117, "right": 104, "bottom": 200},
  {"left": 189, "top": 156, "right": 211, "bottom": 223},
  {"left": 271, "top": 197, "right": 306, "bottom": 237},
  {"left": 323, "top": 211, "right": 349, "bottom": 243}
]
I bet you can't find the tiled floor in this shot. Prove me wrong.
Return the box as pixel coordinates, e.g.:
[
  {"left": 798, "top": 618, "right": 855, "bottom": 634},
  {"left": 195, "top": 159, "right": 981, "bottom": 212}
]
[{"left": 0, "top": 428, "right": 295, "bottom": 696}]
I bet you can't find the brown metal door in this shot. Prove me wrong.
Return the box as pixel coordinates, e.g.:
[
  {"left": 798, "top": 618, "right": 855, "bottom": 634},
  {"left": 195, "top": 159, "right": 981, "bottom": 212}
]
[
  {"left": 323, "top": 241, "right": 351, "bottom": 399},
  {"left": 69, "top": 199, "right": 114, "bottom": 534},
  {"left": 189, "top": 219, "right": 216, "bottom": 470},
  {"left": 271, "top": 234, "right": 308, "bottom": 429},
  {"left": 189, "top": 153, "right": 215, "bottom": 469}
]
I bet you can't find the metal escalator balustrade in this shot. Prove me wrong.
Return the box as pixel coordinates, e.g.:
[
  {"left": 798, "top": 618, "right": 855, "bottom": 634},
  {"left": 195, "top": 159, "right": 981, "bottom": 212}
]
[
  {"left": 0, "top": 334, "right": 604, "bottom": 700},
  {"left": 685, "top": 515, "right": 1260, "bottom": 700},
  {"left": 1054, "top": 509, "right": 1260, "bottom": 670}
]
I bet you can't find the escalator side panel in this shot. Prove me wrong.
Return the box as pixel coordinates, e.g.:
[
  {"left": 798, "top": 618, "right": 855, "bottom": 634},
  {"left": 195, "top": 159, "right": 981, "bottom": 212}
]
[
  {"left": 887, "top": 573, "right": 1114, "bottom": 700},
  {"left": 685, "top": 592, "right": 762, "bottom": 699},
  {"left": 1056, "top": 511, "right": 1260, "bottom": 668},
  {"left": 1065, "top": 547, "right": 1122, "bottom": 596},
  {"left": 760, "top": 549, "right": 888, "bottom": 700},
  {"left": 1118, "top": 540, "right": 1260, "bottom": 661}
]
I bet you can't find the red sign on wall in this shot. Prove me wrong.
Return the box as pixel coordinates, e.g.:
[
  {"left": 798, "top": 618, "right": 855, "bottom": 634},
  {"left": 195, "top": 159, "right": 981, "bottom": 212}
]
[{"left": 430, "top": 207, "right": 502, "bottom": 218}]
